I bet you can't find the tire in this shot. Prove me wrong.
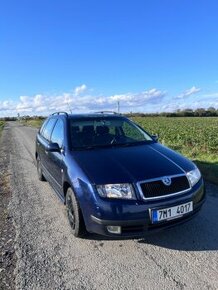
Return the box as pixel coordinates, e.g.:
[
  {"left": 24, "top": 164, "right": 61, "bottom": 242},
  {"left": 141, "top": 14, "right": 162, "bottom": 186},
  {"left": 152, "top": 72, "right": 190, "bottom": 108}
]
[
  {"left": 36, "top": 156, "right": 46, "bottom": 181},
  {"left": 66, "top": 187, "right": 86, "bottom": 238}
]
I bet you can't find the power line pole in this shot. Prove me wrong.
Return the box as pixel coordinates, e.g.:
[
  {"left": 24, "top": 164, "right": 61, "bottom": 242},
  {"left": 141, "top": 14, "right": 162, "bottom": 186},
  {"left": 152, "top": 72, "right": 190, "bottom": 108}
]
[{"left": 117, "top": 101, "right": 120, "bottom": 113}]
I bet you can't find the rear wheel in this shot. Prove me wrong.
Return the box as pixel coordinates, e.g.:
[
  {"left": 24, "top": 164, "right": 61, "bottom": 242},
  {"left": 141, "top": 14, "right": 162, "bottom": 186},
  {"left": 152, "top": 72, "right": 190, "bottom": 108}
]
[
  {"left": 36, "top": 156, "right": 46, "bottom": 181},
  {"left": 66, "top": 187, "right": 86, "bottom": 237}
]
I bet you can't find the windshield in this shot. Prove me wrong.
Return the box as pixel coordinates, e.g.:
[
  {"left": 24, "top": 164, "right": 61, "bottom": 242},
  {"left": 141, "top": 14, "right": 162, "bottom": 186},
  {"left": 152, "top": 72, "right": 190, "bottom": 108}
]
[{"left": 70, "top": 117, "right": 153, "bottom": 150}]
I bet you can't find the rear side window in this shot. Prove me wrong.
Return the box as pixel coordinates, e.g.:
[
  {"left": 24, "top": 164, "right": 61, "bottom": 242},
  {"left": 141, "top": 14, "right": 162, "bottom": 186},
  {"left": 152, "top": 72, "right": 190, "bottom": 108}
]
[
  {"left": 50, "top": 119, "right": 64, "bottom": 148},
  {"left": 39, "top": 119, "right": 48, "bottom": 135},
  {"left": 41, "top": 118, "right": 57, "bottom": 141}
]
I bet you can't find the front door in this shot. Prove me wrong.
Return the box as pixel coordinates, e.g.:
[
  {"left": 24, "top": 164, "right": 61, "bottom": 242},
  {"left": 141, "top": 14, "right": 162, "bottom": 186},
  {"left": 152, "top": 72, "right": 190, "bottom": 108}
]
[{"left": 47, "top": 119, "right": 65, "bottom": 195}]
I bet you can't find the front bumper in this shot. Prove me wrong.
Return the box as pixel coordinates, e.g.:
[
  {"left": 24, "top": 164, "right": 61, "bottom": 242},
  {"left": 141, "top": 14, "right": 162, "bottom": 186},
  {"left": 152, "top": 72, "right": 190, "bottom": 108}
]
[{"left": 87, "top": 179, "right": 206, "bottom": 237}]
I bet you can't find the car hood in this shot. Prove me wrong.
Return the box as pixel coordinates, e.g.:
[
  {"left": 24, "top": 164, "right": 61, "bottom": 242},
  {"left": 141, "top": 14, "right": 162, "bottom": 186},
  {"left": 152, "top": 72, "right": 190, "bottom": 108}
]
[{"left": 72, "top": 143, "right": 195, "bottom": 185}]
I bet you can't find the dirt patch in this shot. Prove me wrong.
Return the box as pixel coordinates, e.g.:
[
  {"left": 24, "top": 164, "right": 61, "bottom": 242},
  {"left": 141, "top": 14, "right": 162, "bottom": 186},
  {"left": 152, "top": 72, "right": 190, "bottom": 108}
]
[{"left": 0, "top": 124, "right": 16, "bottom": 290}]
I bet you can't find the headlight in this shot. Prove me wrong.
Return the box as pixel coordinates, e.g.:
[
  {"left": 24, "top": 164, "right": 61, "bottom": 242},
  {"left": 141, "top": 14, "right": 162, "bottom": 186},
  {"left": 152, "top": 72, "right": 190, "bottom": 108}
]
[
  {"left": 187, "top": 168, "right": 201, "bottom": 187},
  {"left": 96, "top": 183, "right": 136, "bottom": 199}
]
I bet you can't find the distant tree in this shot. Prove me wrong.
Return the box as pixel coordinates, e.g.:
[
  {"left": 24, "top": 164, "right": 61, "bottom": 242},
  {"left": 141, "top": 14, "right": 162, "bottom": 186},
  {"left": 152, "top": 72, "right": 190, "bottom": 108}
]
[
  {"left": 206, "top": 107, "right": 216, "bottom": 116},
  {"left": 208, "top": 106, "right": 216, "bottom": 112},
  {"left": 194, "top": 108, "right": 206, "bottom": 117}
]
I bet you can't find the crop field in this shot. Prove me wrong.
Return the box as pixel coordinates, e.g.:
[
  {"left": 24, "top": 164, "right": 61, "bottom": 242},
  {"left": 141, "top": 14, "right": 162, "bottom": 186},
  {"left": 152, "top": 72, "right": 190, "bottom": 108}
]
[
  {"left": 132, "top": 117, "right": 218, "bottom": 161},
  {"left": 132, "top": 117, "right": 218, "bottom": 184}
]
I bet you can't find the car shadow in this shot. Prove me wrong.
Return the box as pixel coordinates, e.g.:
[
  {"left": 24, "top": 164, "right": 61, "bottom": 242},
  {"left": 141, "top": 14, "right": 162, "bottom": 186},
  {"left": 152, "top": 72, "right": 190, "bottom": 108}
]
[
  {"left": 86, "top": 192, "right": 218, "bottom": 251},
  {"left": 138, "top": 194, "right": 218, "bottom": 251}
]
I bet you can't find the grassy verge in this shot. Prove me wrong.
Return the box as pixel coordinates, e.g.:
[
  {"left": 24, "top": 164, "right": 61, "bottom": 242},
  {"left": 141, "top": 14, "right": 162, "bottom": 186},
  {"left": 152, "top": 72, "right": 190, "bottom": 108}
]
[
  {"left": 166, "top": 147, "right": 218, "bottom": 185},
  {"left": 194, "top": 161, "right": 218, "bottom": 185},
  {"left": 21, "top": 119, "right": 44, "bottom": 128},
  {"left": 0, "top": 121, "right": 5, "bottom": 137}
]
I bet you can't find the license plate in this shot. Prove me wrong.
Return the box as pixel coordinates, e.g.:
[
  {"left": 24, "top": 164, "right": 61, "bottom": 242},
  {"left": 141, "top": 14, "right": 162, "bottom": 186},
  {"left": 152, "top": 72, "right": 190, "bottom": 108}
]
[{"left": 151, "top": 201, "right": 193, "bottom": 223}]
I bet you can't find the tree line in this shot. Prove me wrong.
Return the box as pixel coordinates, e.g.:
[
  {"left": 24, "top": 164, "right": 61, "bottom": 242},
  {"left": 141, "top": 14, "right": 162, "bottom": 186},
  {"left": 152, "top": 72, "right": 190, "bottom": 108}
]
[{"left": 126, "top": 107, "right": 218, "bottom": 117}]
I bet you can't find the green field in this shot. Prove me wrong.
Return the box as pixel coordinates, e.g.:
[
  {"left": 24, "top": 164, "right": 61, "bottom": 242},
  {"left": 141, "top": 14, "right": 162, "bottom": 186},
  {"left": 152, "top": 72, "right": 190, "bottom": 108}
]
[{"left": 132, "top": 117, "right": 218, "bottom": 184}]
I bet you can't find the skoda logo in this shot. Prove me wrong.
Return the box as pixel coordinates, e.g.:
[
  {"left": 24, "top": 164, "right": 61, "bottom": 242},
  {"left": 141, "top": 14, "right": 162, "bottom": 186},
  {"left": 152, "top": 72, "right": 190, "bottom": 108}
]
[{"left": 162, "top": 177, "right": 171, "bottom": 186}]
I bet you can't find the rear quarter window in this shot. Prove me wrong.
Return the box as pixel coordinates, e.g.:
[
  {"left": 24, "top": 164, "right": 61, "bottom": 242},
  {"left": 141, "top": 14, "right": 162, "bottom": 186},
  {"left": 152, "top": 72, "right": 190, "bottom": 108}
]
[
  {"left": 41, "top": 118, "right": 57, "bottom": 141},
  {"left": 39, "top": 119, "right": 48, "bottom": 135},
  {"left": 50, "top": 119, "right": 64, "bottom": 148}
]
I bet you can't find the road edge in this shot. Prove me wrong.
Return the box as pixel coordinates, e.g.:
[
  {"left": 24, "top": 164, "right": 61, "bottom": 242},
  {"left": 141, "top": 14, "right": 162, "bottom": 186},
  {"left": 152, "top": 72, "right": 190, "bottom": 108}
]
[{"left": 0, "top": 123, "right": 16, "bottom": 290}]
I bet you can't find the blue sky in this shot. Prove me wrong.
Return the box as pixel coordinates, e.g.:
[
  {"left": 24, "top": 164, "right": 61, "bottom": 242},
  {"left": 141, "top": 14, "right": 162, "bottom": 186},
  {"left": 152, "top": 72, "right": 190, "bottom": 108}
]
[{"left": 0, "top": 0, "right": 218, "bottom": 116}]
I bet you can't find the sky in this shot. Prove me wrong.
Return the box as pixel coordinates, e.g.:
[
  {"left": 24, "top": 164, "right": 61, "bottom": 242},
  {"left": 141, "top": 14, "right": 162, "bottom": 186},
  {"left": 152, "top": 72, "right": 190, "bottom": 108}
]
[{"left": 0, "top": 0, "right": 218, "bottom": 116}]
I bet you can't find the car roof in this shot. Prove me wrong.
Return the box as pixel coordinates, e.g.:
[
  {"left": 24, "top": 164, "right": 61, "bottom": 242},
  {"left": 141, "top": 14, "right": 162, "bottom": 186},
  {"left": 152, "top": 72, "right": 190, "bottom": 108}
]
[
  {"left": 49, "top": 112, "right": 126, "bottom": 120},
  {"left": 69, "top": 113, "right": 124, "bottom": 119}
]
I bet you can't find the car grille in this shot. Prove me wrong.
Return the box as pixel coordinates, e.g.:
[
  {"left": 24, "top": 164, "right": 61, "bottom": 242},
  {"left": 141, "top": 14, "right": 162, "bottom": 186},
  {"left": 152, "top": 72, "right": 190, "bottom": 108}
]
[{"left": 139, "top": 175, "right": 190, "bottom": 199}]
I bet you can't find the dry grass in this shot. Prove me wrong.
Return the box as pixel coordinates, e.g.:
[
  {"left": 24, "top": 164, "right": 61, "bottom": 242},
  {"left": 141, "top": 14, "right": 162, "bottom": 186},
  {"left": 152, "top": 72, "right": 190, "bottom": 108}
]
[
  {"left": 0, "top": 121, "right": 4, "bottom": 136},
  {"left": 21, "top": 119, "right": 44, "bottom": 128}
]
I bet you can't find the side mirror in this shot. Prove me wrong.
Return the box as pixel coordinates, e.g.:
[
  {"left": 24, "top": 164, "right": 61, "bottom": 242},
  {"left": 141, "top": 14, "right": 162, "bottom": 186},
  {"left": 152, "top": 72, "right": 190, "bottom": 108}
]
[
  {"left": 152, "top": 135, "right": 158, "bottom": 142},
  {"left": 46, "top": 142, "right": 60, "bottom": 152}
]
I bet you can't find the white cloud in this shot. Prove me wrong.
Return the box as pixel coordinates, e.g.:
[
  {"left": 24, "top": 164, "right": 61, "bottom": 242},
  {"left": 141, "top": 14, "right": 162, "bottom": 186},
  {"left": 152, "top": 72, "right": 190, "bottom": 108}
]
[
  {"left": 0, "top": 86, "right": 165, "bottom": 116},
  {"left": 0, "top": 100, "right": 16, "bottom": 113},
  {"left": 160, "top": 99, "right": 218, "bottom": 113},
  {"left": 74, "top": 84, "right": 87, "bottom": 96},
  {"left": 0, "top": 84, "right": 218, "bottom": 117},
  {"left": 176, "top": 86, "right": 201, "bottom": 99}
]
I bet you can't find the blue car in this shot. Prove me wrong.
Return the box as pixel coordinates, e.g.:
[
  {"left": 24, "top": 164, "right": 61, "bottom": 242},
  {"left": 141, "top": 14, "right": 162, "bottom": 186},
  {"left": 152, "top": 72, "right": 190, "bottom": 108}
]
[{"left": 35, "top": 112, "right": 205, "bottom": 238}]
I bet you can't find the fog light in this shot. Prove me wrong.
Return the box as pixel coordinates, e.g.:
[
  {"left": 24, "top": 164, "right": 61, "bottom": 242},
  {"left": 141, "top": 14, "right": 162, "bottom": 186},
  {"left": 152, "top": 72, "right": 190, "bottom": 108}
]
[{"left": 107, "top": 226, "right": 121, "bottom": 234}]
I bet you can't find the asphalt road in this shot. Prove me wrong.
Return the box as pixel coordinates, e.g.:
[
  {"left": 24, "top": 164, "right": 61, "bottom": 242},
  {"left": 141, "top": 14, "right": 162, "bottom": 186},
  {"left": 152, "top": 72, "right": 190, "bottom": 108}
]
[{"left": 5, "top": 122, "right": 218, "bottom": 289}]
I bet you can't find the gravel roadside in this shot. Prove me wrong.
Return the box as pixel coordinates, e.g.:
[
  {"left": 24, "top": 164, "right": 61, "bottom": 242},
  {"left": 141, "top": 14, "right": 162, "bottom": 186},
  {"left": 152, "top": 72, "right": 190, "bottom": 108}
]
[
  {"left": 1, "top": 122, "right": 218, "bottom": 290},
  {"left": 0, "top": 123, "right": 16, "bottom": 290}
]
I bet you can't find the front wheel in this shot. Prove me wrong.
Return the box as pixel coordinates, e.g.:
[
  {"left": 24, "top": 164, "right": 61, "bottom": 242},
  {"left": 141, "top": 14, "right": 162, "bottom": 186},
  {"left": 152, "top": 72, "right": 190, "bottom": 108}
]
[
  {"left": 66, "top": 188, "right": 86, "bottom": 238},
  {"left": 37, "top": 156, "right": 46, "bottom": 181}
]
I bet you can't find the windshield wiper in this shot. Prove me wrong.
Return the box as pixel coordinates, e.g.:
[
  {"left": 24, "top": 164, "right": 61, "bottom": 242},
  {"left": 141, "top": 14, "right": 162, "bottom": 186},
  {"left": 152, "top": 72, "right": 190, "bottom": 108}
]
[
  {"left": 73, "top": 146, "right": 96, "bottom": 150},
  {"left": 72, "top": 140, "right": 153, "bottom": 150},
  {"left": 115, "top": 140, "right": 153, "bottom": 147},
  {"left": 73, "top": 144, "right": 115, "bottom": 150}
]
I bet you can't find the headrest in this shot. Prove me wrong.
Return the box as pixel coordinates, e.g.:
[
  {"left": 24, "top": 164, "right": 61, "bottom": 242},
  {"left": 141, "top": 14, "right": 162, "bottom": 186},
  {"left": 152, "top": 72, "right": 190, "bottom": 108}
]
[
  {"left": 72, "top": 126, "right": 80, "bottom": 133},
  {"left": 82, "top": 125, "right": 94, "bottom": 134},
  {"left": 96, "top": 126, "right": 109, "bottom": 135}
]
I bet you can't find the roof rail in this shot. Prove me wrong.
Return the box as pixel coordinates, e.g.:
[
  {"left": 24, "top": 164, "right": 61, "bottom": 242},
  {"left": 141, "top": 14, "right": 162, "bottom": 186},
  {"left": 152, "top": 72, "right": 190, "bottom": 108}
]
[
  {"left": 94, "top": 111, "right": 121, "bottom": 115},
  {"left": 51, "top": 112, "right": 69, "bottom": 117}
]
